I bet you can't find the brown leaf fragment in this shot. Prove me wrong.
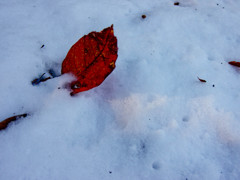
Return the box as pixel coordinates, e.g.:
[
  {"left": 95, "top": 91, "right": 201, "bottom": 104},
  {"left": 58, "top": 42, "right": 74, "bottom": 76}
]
[
  {"left": 198, "top": 77, "right": 207, "bottom": 83},
  {"left": 0, "top": 113, "right": 28, "bottom": 131},
  {"left": 229, "top": 61, "right": 240, "bottom": 67}
]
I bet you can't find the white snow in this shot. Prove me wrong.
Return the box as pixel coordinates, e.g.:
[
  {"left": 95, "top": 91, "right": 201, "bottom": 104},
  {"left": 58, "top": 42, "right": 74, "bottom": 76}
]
[{"left": 1, "top": 0, "right": 240, "bottom": 179}]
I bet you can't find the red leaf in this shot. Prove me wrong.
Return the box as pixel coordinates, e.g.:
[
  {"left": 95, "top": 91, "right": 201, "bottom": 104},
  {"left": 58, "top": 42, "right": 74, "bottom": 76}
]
[
  {"left": 198, "top": 77, "right": 207, "bottom": 83},
  {"left": 61, "top": 25, "right": 118, "bottom": 95},
  {"left": 229, "top": 61, "right": 240, "bottom": 67}
]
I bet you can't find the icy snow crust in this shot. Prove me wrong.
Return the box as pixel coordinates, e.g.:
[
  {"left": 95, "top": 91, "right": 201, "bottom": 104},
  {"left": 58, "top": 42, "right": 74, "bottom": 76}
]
[{"left": 1, "top": 0, "right": 240, "bottom": 179}]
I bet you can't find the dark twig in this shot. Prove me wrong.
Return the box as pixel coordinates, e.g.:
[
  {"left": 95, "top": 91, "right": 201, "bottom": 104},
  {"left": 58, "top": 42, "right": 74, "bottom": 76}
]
[{"left": 32, "top": 73, "right": 51, "bottom": 85}]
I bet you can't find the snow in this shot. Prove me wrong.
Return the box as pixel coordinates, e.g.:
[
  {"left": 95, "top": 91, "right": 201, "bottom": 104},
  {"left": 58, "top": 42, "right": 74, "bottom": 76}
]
[{"left": 1, "top": 0, "right": 240, "bottom": 179}]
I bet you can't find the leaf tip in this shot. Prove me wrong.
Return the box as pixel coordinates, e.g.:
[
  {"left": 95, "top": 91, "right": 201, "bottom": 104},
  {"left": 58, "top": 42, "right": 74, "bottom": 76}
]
[{"left": 110, "top": 24, "right": 115, "bottom": 33}]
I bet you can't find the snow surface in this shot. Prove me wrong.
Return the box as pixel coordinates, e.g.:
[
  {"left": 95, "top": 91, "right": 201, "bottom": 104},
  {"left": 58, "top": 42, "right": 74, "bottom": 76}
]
[{"left": 1, "top": 0, "right": 240, "bottom": 179}]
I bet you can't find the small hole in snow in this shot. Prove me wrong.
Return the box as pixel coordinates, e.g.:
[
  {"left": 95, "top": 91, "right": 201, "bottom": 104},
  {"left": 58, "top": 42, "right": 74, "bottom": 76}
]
[
  {"left": 182, "top": 117, "right": 189, "bottom": 122},
  {"left": 152, "top": 161, "right": 160, "bottom": 170}
]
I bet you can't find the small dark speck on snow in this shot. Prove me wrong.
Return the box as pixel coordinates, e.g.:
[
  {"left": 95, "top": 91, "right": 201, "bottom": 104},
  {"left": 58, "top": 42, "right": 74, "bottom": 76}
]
[
  {"left": 142, "top": 14, "right": 146, "bottom": 19},
  {"left": 174, "top": 2, "right": 180, "bottom": 6}
]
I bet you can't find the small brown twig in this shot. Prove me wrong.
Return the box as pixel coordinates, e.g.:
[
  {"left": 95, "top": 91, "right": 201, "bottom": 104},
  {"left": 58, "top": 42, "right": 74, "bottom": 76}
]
[{"left": 198, "top": 77, "right": 207, "bottom": 83}]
